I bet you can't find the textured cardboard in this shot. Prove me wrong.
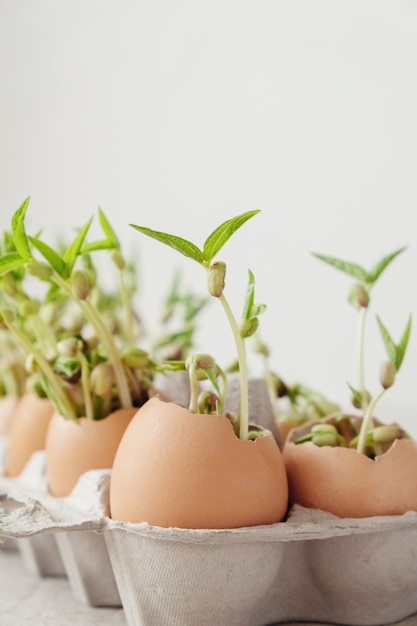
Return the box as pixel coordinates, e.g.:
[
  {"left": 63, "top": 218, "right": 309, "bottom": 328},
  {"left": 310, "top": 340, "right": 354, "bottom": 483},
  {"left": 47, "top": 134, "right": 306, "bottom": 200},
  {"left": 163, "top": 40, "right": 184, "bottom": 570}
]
[{"left": 1, "top": 387, "right": 417, "bottom": 625}]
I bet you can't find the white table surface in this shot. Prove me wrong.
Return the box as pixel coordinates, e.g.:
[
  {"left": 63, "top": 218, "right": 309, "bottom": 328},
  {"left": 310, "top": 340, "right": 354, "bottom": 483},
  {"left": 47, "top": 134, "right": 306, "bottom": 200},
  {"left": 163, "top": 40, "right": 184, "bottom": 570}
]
[{"left": 1, "top": 544, "right": 417, "bottom": 626}]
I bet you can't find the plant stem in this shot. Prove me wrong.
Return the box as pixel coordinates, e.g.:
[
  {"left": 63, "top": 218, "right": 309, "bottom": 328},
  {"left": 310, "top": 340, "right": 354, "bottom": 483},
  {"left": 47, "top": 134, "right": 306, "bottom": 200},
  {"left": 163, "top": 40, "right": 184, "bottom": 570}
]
[
  {"left": 188, "top": 359, "right": 199, "bottom": 413},
  {"left": 52, "top": 272, "right": 132, "bottom": 408},
  {"left": 3, "top": 319, "right": 77, "bottom": 421},
  {"left": 356, "top": 387, "right": 386, "bottom": 455},
  {"left": 357, "top": 306, "right": 368, "bottom": 410},
  {"left": 118, "top": 268, "right": 134, "bottom": 346},
  {"left": 78, "top": 351, "right": 93, "bottom": 420},
  {"left": 219, "top": 293, "right": 249, "bottom": 440}
]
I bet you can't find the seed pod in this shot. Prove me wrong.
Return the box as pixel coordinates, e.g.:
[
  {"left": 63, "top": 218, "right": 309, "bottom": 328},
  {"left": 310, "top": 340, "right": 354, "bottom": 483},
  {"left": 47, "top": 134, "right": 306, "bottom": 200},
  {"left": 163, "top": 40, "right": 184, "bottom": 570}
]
[
  {"left": 379, "top": 360, "right": 397, "bottom": 389},
  {"left": 372, "top": 424, "right": 402, "bottom": 444},
  {"left": 186, "top": 354, "right": 216, "bottom": 371},
  {"left": 1, "top": 274, "right": 18, "bottom": 296},
  {"left": 350, "top": 388, "right": 372, "bottom": 409},
  {"left": 90, "top": 362, "right": 114, "bottom": 396},
  {"left": 71, "top": 270, "right": 91, "bottom": 301},
  {"left": 207, "top": 262, "right": 226, "bottom": 298},
  {"left": 111, "top": 249, "right": 126, "bottom": 270},
  {"left": 0, "top": 308, "right": 15, "bottom": 324},
  {"left": 19, "top": 299, "right": 40, "bottom": 317},
  {"left": 27, "top": 261, "right": 53, "bottom": 279},
  {"left": 122, "top": 347, "right": 150, "bottom": 369},
  {"left": 311, "top": 423, "right": 338, "bottom": 435},
  {"left": 197, "top": 391, "right": 219, "bottom": 414},
  {"left": 57, "top": 337, "right": 84, "bottom": 358},
  {"left": 348, "top": 283, "right": 370, "bottom": 309},
  {"left": 312, "top": 432, "right": 340, "bottom": 447},
  {"left": 240, "top": 317, "right": 259, "bottom": 339}
]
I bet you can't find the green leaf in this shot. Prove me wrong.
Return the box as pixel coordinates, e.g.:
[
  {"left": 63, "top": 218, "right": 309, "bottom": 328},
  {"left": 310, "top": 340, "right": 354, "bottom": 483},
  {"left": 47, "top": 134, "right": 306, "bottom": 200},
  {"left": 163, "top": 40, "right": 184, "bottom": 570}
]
[
  {"left": 376, "top": 316, "right": 397, "bottom": 364},
  {"left": 81, "top": 239, "right": 114, "bottom": 254},
  {"left": 0, "top": 252, "right": 26, "bottom": 276},
  {"left": 203, "top": 210, "right": 260, "bottom": 264},
  {"left": 242, "top": 269, "right": 255, "bottom": 320},
  {"left": 63, "top": 216, "right": 94, "bottom": 277},
  {"left": 396, "top": 314, "right": 412, "bottom": 370},
  {"left": 205, "top": 367, "right": 221, "bottom": 395},
  {"left": 250, "top": 303, "right": 267, "bottom": 317},
  {"left": 54, "top": 356, "right": 81, "bottom": 379},
  {"left": 98, "top": 207, "right": 119, "bottom": 247},
  {"left": 28, "top": 237, "right": 66, "bottom": 276},
  {"left": 369, "top": 247, "right": 407, "bottom": 283},
  {"left": 11, "top": 197, "right": 32, "bottom": 261},
  {"left": 130, "top": 224, "right": 204, "bottom": 264},
  {"left": 312, "top": 252, "right": 370, "bottom": 283}
]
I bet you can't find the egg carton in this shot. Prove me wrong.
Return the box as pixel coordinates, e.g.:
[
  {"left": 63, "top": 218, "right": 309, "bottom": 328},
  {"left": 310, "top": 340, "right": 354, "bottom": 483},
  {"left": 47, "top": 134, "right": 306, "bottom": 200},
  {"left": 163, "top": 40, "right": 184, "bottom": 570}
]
[
  {"left": 1, "top": 449, "right": 417, "bottom": 625},
  {"left": 1, "top": 380, "right": 417, "bottom": 625}
]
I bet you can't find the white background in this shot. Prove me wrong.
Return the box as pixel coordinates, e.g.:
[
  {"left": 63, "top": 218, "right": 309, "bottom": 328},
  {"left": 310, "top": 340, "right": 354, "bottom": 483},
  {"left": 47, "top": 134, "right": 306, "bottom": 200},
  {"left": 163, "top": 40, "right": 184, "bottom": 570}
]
[{"left": 1, "top": 1, "right": 417, "bottom": 434}]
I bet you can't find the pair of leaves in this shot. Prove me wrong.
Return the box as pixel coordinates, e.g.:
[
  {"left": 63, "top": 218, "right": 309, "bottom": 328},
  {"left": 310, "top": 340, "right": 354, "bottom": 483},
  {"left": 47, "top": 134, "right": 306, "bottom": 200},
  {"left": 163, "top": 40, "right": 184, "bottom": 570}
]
[
  {"left": 0, "top": 199, "right": 120, "bottom": 282},
  {"left": 377, "top": 314, "right": 412, "bottom": 371},
  {"left": 312, "top": 247, "right": 406, "bottom": 286},
  {"left": 130, "top": 210, "right": 260, "bottom": 267},
  {"left": 242, "top": 269, "right": 266, "bottom": 324}
]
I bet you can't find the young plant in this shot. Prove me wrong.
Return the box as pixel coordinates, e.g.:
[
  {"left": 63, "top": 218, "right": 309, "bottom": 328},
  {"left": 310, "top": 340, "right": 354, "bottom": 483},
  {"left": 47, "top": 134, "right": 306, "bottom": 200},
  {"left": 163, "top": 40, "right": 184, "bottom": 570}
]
[
  {"left": 297, "top": 247, "right": 412, "bottom": 457},
  {"left": 130, "top": 210, "right": 265, "bottom": 440},
  {"left": 312, "top": 247, "right": 406, "bottom": 411},
  {"left": 0, "top": 198, "right": 156, "bottom": 421}
]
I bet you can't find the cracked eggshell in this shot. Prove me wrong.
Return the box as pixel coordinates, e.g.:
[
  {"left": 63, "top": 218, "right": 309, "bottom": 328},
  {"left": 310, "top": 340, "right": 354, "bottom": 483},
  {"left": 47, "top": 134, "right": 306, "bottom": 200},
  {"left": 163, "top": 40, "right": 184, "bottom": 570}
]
[
  {"left": 5, "top": 393, "right": 55, "bottom": 476},
  {"left": 45, "top": 406, "right": 138, "bottom": 497},
  {"left": 283, "top": 437, "right": 417, "bottom": 517},
  {"left": 110, "top": 396, "right": 289, "bottom": 529}
]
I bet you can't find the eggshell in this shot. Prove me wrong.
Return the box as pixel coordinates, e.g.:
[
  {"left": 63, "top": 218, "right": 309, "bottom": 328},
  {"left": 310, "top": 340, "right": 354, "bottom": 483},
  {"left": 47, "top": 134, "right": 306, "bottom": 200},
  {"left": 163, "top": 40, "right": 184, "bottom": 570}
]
[
  {"left": 283, "top": 437, "right": 417, "bottom": 517},
  {"left": 5, "top": 393, "right": 55, "bottom": 476},
  {"left": 0, "top": 395, "right": 19, "bottom": 436},
  {"left": 46, "top": 406, "right": 137, "bottom": 497},
  {"left": 110, "top": 396, "right": 289, "bottom": 529}
]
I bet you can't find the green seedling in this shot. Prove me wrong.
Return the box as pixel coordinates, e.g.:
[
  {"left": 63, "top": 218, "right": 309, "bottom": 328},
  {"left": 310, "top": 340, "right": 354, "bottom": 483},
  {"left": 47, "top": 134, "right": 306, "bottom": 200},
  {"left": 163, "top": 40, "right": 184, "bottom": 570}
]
[
  {"left": 130, "top": 210, "right": 266, "bottom": 440},
  {"left": 300, "top": 247, "right": 412, "bottom": 456}
]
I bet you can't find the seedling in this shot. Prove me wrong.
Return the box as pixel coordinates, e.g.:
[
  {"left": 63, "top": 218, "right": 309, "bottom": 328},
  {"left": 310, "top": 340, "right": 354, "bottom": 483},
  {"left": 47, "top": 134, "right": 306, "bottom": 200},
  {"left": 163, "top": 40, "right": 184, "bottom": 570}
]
[
  {"left": 0, "top": 198, "right": 157, "bottom": 421},
  {"left": 297, "top": 247, "right": 412, "bottom": 457},
  {"left": 130, "top": 210, "right": 266, "bottom": 440}
]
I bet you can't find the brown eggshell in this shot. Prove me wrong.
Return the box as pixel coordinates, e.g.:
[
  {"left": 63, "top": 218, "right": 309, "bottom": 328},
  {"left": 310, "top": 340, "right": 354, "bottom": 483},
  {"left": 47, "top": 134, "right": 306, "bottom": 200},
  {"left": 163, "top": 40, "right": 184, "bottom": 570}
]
[
  {"left": 5, "top": 393, "right": 55, "bottom": 477},
  {"left": 46, "top": 406, "right": 138, "bottom": 497},
  {"left": 0, "top": 395, "right": 19, "bottom": 437},
  {"left": 283, "top": 438, "right": 417, "bottom": 517},
  {"left": 110, "top": 396, "right": 289, "bottom": 529}
]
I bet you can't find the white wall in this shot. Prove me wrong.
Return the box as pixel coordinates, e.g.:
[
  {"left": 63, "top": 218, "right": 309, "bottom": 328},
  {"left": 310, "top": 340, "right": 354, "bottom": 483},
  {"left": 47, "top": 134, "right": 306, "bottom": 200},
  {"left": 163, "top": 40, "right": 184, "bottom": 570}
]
[{"left": 1, "top": 0, "right": 417, "bottom": 433}]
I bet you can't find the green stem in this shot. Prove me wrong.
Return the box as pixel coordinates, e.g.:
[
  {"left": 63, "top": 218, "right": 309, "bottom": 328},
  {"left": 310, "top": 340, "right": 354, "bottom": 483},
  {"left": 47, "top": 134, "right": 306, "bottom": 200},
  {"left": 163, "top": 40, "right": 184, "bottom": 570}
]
[
  {"left": 219, "top": 293, "right": 249, "bottom": 440},
  {"left": 118, "top": 268, "right": 134, "bottom": 346},
  {"left": 356, "top": 387, "right": 386, "bottom": 455},
  {"left": 357, "top": 306, "right": 368, "bottom": 410},
  {"left": 52, "top": 272, "right": 132, "bottom": 409},
  {"left": 3, "top": 320, "right": 77, "bottom": 421}
]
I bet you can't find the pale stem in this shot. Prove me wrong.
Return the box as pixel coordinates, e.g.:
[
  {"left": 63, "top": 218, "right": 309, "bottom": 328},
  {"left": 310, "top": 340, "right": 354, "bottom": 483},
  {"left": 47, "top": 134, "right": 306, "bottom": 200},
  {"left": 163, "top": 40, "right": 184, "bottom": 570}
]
[
  {"left": 356, "top": 387, "right": 386, "bottom": 455},
  {"left": 357, "top": 306, "right": 368, "bottom": 410},
  {"left": 3, "top": 320, "right": 77, "bottom": 421},
  {"left": 219, "top": 293, "right": 249, "bottom": 440},
  {"left": 29, "top": 313, "right": 57, "bottom": 357},
  {"left": 78, "top": 351, "right": 93, "bottom": 420},
  {"left": 118, "top": 268, "right": 134, "bottom": 345},
  {"left": 188, "top": 360, "right": 199, "bottom": 413},
  {"left": 52, "top": 272, "right": 132, "bottom": 408}
]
